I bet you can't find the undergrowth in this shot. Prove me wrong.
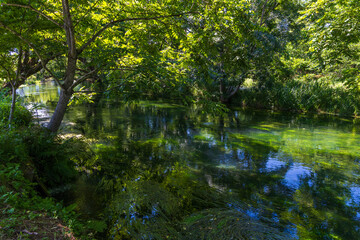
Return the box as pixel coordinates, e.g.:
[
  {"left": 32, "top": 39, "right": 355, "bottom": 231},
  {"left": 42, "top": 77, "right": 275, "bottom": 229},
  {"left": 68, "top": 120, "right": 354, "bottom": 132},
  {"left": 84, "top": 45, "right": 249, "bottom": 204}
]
[
  {"left": 0, "top": 90, "right": 32, "bottom": 127},
  {"left": 0, "top": 125, "right": 99, "bottom": 239},
  {"left": 0, "top": 163, "right": 76, "bottom": 239},
  {"left": 237, "top": 75, "right": 360, "bottom": 116}
]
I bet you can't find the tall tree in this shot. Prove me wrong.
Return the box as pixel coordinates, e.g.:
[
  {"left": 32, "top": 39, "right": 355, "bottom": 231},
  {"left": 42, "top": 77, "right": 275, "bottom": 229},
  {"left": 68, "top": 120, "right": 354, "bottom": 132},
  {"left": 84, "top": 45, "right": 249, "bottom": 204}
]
[
  {"left": 299, "top": 0, "right": 360, "bottom": 87},
  {"left": 0, "top": 0, "right": 200, "bottom": 132},
  {"left": 182, "top": 0, "right": 300, "bottom": 104},
  {"left": 0, "top": 2, "right": 56, "bottom": 127}
]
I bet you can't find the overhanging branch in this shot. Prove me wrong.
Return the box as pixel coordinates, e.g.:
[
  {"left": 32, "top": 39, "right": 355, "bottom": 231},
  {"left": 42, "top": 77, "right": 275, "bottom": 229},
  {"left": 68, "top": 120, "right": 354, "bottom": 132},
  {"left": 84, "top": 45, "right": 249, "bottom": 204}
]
[
  {"left": 1, "top": 3, "right": 63, "bottom": 28},
  {"left": 0, "top": 21, "right": 64, "bottom": 89},
  {"left": 70, "top": 68, "right": 99, "bottom": 89},
  {"left": 73, "top": 0, "right": 102, "bottom": 27},
  {"left": 78, "top": 11, "right": 197, "bottom": 55},
  {"left": 0, "top": 62, "right": 12, "bottom": 81}
]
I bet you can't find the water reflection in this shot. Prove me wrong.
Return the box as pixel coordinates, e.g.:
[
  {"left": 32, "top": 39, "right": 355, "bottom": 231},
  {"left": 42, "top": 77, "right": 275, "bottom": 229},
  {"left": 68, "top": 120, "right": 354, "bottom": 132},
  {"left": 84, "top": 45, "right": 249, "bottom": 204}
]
[
  {"left": 18, "top": 82, "right": 59, "bottom": 125},
  {"left": 284, "top": 163, "right": 311, "bottom": 189},
  {"left": 20, "top": 83, "right": 360, "bottom": 239}
]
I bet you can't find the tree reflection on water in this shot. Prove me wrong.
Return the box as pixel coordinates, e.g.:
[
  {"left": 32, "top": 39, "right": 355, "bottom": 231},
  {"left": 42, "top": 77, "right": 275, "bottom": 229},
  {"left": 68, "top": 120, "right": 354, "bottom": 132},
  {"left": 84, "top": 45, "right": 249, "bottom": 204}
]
[{"left": 19, "top": 83, "right": 360, "bottom": 239}]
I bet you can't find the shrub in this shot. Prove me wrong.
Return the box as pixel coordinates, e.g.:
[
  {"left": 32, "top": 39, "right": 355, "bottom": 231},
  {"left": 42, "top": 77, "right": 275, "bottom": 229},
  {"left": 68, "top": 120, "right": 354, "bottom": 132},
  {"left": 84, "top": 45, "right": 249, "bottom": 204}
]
[
  {"left": 237, "top": 77, "right": 360, "bottom": 116},
  {"left": 0, "top": 163, "right": 83, "bottom": 239},
  {"left": 0, "top": 100, "right": 32, "bottom": 127},
  {"left": 0, "top": 129, "right": 98, "bottom": 239},
  {"left": 0, "top": 127, "right": 79, "bottom": 188}
]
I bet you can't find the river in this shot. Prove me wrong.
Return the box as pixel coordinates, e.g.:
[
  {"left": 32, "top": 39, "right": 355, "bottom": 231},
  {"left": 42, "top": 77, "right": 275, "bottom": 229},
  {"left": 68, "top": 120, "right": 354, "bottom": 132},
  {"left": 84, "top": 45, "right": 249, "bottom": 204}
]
[{"left": 18, "top": 81, "right": 360, "bottom": 239}]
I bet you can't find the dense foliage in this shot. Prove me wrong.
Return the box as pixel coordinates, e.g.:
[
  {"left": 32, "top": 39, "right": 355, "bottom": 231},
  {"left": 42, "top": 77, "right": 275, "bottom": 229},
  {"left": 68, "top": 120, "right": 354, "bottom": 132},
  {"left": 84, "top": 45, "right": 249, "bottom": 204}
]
[
  {"left": 0, "top": 0, "right": 359, "bottom": 119},
  {"left": 0, "top": 95, "right": 32, "bottom": 127},
  {"left": 1, "top": 0, "right": 360, "bottom": 239},
  {"left": 0, "top": 96, "right": 99, "bottom": 238}
]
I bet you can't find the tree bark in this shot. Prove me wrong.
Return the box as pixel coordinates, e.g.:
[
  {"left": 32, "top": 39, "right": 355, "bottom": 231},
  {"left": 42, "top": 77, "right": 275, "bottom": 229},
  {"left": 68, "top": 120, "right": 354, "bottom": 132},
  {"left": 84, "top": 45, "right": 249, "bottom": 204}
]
[
  {"left": 8, "top": 84, "right": 16, "bottom": 128},
  {"left": 47, "top": 89, "right": 72, "bottom": 132},
  {"left": 8, "top": 47, "right": 23, "bottom": 128},
  {"left": 220, "top": 84, "right": 241, "bottom": 104},
  {"left": 46, "top": 0, "right": 77, "bottom": 132}
]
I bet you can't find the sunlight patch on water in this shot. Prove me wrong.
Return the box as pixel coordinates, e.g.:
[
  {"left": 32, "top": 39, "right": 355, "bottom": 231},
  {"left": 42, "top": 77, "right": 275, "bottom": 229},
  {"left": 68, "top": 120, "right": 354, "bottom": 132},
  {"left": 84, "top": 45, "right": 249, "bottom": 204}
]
[{"left": 216, "top": 164, "right": 237, "bottom": 170}]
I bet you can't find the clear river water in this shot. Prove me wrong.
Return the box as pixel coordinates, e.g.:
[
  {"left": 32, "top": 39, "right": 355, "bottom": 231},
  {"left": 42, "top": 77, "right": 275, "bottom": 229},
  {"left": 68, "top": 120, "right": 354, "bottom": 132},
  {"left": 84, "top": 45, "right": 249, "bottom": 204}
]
[{"left": 18, "top": 82, "right": 360, "bottom": 239}]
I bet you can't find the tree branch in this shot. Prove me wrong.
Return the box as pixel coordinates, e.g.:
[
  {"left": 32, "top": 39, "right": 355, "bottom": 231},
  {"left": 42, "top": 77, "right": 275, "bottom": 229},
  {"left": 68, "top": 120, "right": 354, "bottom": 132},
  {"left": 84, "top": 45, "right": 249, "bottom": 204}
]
[
  {"left": 70, "top": 68, "right": 99, "bottom": 89},
  {"left": 260, "top": 0, "right": 269, "bottom": 26},
  {"left": 1, "top": 3, "right": 63, "bottom": 28},
  {"left": 26, "top": 52, "right": 63, "bottom": 77},
  {"left": 78, "top": 11, "right": 196, "bottom": 55},
  {"left": 14, "top": 46, "right": 23, "bottom": 85},
  {"left": 0, "top": 21, "right": 64, "bottom": 89},
  {"left": 73, "top": 0, "right": 102, "bottom": 27},
  {"left": 0, "top": 62, "right": 12, "bottom": 80},
  {"left": 228, "top": 84, "right": 241, "bottom": 98}
]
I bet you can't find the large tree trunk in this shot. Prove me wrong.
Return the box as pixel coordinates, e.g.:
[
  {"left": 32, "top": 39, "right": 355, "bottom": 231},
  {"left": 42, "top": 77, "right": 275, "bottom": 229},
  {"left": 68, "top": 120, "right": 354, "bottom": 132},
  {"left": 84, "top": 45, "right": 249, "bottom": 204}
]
[
  {"left": 46, "top": 0, "right": 77, "bottom": 132},
  {"left": 47, "top": 89, "right": 72, "bottom": 132}
]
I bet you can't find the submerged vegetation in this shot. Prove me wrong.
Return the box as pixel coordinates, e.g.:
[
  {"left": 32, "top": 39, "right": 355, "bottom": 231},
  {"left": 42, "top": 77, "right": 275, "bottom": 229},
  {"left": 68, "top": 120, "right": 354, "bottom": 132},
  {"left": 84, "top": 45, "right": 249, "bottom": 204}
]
[
  {"left": 2, "top": 91, "right": 360, "bottom": 239},
  {"left": 1, "top": 0, "right": 360, "bottom": 239}
]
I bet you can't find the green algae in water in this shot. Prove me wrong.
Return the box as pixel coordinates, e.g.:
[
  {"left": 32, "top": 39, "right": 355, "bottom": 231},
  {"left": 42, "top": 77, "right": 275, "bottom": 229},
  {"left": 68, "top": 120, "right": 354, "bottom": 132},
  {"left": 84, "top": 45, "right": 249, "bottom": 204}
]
[
  {"left": 21, "top": 83, "right": 360, "bottom": 239},
  {"left": 84, "top": 109, "right": 360, "bottom": 239},
  {"left": 183, "top": 209, "right": 289, "bottom": 240}
]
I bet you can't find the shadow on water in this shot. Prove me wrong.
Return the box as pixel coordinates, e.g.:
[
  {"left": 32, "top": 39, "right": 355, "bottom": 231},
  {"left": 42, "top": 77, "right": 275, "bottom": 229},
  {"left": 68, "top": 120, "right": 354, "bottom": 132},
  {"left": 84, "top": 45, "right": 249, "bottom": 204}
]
[{"left": 19, "top": 82, "right": 360, "bottom": 239}]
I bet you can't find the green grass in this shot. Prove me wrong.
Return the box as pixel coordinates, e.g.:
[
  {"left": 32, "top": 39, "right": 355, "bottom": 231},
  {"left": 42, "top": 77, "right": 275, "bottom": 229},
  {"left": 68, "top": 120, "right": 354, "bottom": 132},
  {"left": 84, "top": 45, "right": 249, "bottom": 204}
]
[{"left": 237, "top": 76, "right": 360, "bottom": 116}]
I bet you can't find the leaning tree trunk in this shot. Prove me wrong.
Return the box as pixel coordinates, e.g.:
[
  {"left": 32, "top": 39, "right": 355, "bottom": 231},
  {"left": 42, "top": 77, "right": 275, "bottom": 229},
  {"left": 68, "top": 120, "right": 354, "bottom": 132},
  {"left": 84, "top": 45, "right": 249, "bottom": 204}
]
[
  {"left": 220, "top": 85, "right": 241, "bottom": 104},
  {"left": 46, "top": 89, "right": 73, "bottom": 132},
  {"left": 46, "top": 0, "right": 77, "bottom": 132}
]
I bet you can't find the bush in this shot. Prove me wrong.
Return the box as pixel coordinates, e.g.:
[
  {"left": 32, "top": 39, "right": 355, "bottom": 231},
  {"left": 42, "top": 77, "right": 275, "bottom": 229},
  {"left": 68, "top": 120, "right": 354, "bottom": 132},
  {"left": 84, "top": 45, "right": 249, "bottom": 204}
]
[
  {"left": 0, "top": 127, "right": 79, "bottom": 188},
  {"left": 0, "top": 163, "right": 81, "bottom": 239},
  {"left": 0, "top": 127, "right": 98, "bottom": 239},
  {"left": 237, "top": 76, "right": 360, "bottom": 116},
  {"left": 0, "top": 98, "right": 32, "bottom": 127}
]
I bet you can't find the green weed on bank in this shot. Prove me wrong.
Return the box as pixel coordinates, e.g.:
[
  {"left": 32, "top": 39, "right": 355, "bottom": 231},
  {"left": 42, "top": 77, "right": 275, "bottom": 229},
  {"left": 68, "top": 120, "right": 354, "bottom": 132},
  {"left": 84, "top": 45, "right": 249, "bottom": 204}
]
[
  {"left": 0, "top": 163, "right": 77, "bottom": 239},
  {"left": 0, "top": 90, "right": 32, "bottom": 128},
  {"left": 0, "top": 123, "right": 100, "bottom": 239},
  {"left": 238, "top": 75, "right": 360, "bottom": 116}
]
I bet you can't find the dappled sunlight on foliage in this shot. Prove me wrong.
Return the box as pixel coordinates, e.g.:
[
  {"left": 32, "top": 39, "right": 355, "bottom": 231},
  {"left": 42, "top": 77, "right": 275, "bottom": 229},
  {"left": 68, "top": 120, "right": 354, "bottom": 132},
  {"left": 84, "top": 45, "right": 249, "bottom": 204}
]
[{"left": 1, "top": 0, "right": 360, "bottom": 238}]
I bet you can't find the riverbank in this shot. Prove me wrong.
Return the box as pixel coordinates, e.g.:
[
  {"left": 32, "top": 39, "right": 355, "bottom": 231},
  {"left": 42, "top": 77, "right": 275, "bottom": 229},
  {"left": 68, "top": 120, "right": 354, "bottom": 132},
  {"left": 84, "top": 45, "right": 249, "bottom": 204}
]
[
  {"left": 0, "top": 147, "right": 77, "bottom": 239},
  {"left": 0, "top": 94, "right": 99, "bottom": 239},
  {"left": 0, "top": 125, "right": 108, "bottom": 239},
  {"left": 0, "top": 163, "right": 76, "bottom": 239},
  {"left": 235, "top": 75, "right": 360, "bottom": 118}
]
